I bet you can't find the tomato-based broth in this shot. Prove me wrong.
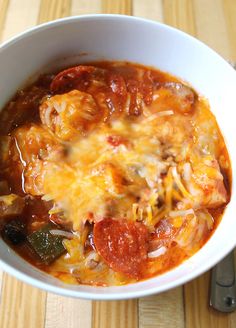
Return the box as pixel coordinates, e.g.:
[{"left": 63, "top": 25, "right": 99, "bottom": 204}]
[{"left": 0, "top": 62, "right": 231, "bottom": 286}]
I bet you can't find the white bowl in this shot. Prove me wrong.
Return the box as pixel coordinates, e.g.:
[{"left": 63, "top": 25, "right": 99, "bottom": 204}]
[{"left": 0, "top": 15, "right": 236, "bottom": 300}]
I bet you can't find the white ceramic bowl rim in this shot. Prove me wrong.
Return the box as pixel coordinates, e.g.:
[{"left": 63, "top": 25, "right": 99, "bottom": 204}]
[{"left": 0, "top": 14, "right": 235, "bottom": 300}]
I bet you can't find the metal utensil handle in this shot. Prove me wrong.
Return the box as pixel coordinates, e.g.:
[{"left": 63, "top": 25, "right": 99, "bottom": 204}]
[
  {"left": 209, "top": 61, "right": 236, "bottom": 313},
  {"left": 210, "top": 250, "right": 236, "bottom": 312}
]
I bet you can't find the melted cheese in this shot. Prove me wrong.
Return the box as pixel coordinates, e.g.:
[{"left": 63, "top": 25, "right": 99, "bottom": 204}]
[
  {"left": 36, "top": 97, "right": 227, "bottom": 231},
  {"left": 10, "top": 86, "right": 228, "bottom": 236}
]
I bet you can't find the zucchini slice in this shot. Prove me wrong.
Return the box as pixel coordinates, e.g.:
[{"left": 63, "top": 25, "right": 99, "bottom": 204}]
[{"left": 27, "top": 223, "right": 66, "bottom": 264}]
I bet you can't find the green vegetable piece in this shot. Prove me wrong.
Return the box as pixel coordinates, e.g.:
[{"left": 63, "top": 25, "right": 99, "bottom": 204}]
[{"left": 27, "top": 224, "right": 66, "bottom": 264}]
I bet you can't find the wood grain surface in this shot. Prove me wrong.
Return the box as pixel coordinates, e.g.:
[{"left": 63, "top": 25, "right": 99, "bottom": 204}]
[{"left": 0, "top": 1, "right": 235, "bottom": 327}]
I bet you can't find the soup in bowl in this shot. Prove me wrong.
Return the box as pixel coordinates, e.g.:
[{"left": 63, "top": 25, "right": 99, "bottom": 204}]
[{"left": 0, "top": 15, "right": 235, "bottom": 300}]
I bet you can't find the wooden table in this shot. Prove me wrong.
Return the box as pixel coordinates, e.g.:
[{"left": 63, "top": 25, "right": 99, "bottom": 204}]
[{"left": 0, "top": 1, "right": 236, "bottom": 327}]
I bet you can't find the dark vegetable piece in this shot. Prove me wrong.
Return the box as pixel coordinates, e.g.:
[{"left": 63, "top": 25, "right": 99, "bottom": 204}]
[
  {"left": 27, "top": 223, "right": 66, "bottom": 264},
  {"left": 3, "top": 220, "right": 26, "bottom": 245}
]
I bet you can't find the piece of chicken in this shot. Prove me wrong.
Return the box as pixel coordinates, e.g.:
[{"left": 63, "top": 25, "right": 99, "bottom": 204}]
[
  {"left": 12, "top": 124, "right": 62, "bottom": 196},
  {"left": 182, "top": 158, "right": 227, "bottom": 208},
  {"left": 40, "top": 90, "right": 101, "bottom": 141}
]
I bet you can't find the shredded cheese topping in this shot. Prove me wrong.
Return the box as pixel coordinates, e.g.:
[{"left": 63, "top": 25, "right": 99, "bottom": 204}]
[{"left": 32, "top": 95, "right": 227, "bottom": 231}]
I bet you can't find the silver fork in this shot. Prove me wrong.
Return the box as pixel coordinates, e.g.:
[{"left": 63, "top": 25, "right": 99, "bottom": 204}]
[{"left": 209, "top": 61, "right": 236, "bottom": 313}]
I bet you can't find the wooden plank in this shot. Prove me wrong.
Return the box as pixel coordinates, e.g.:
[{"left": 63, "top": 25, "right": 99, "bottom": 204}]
[
  {"left": 184, "top": 271, "right": 236, "bottom": 328},
  {"left": 0, "top": 270, "right": 2, "bottom": 300},
  {"left": 71, "top": 0, "right": 101, "bottom": 15},
  {"left": 0, "top": 273, "right": 47, "bottom": 328},
  {"left": 192, "top": 0, "right": 230, "bottom": 59},
  {"left": 133, "top": 3, "right": 185, "bottom": 328},
  {"left": 139, "top": 288, "right": 185, "bottom": 328},
  {"left": 36, "top": 2, "right": 93, "bottom": 328},
  {"left": 0, "top": 0, "right": 10, "bottom": 40},
  {"left": 0, "top": 0, "right": 9, "bottom": 297},
  {"left": 163, "top": 0, "right": 196, "bottom": 36},
  {"left": 101, "top": 0, "right": 132, "bottom": 14},
  {"left": 45, "top": 293, "right": 92, "bottom": 328},
  {"left": 92, "top": 300, "right": 138, "bottom": 328},
  {"left": 0, "top": 1, "right": 47, "bottom": 326},
  {"left": 1, "top": 0, "right": 41, "bottom": 41},
  {"left": 90, "top": 4, "right": 138, "bottom": 327},
  {"left": 163, "top": 2, "right": 234, "bottom": 328},
  {"left": 183, "top": 2, "right": 235, "bottom": 327},
  {"left": 0, "top": 2, "right": 235, "bottom": 328},
  {"left": 222, "top": 0, "right": 236, "bottom": 61},
  {"left": 231, "top": 250, "right": 236, "bottom": 327},
  {"left": 133, "top": 0, "right": 163, "bottom": 22},
  {"left": 37, "top": 0, "right": 72, "bottom": 24}
]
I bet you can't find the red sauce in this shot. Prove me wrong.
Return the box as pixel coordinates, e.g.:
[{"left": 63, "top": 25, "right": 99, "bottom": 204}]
[{"left": 0, "top": 61, "right": 231, "bottom": 286}]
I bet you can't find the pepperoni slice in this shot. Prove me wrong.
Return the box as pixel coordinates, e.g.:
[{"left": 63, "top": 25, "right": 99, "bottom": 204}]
[
  {"left": 94, "top": 218, "right": 149, "bottom": 278},
  {"left": 50, "top": 65, "right": 95, "bottom": 93}
]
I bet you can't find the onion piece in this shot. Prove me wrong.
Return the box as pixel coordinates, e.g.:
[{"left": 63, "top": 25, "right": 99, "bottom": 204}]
[
  {"left": 85, "top": 251, "right": 99, "bottom": 269},
  {"left": 85, "top": 251, "right": 99, "bottom": 262},
  {"left": 43, "top": 106, "right": 53, "bottom": 127},
  {"left": 198, "top": 210, "right": 214, "bottom": 230},
  {"left": 171, "top": 166, "right": 194, "bottom": 200},
  {"left": 49, "top": 229, "right": 74, "bottom": 239},
  {"left": 169, "top": 209, "right": 195, "bottom": 218},
  {"left": 124, "top": 93, "right": 131, "bottom": 114},
  {"left": 182, "top": 162, "right": 192, "bottom": 182},
  {"left": 174, "top": 215, "right": 198, "bottom": 247},
  {"left": 145, "top": 110, "right": 174, "bottom": 122},
  {"left": 148, "top": 246, "right": 167, "bottom": 258}
]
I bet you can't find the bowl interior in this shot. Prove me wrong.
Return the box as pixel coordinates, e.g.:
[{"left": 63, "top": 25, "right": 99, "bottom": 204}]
[{"left": 0, "top": 15, "right": 236, "bottom": 300}]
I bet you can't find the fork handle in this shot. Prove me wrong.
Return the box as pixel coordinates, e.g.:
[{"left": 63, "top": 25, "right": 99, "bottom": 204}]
[{"left": 210, "top": 251, "right": 236, "bottom": 312}]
